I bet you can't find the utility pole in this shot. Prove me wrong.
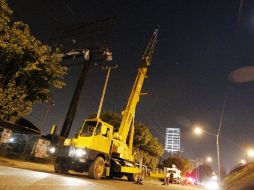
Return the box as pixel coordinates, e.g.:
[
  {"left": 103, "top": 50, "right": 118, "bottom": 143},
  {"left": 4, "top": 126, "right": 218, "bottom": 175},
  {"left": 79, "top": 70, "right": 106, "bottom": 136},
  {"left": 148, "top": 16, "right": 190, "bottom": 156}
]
[
  {"left": 96, "top": 65, "right": 117, "bottom": 119},
  {"left": 59, "top": 48, "right": 112, "bottom": 138},
  {"left": 40, "top": 97, "right": 54, "bottom": 133}
]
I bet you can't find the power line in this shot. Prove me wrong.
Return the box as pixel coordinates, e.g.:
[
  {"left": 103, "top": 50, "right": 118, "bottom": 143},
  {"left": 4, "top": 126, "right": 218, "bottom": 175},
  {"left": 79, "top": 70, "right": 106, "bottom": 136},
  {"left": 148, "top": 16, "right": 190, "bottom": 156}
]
[
  {"left": 236, "top": 0, "right": 245, "bottom": 32},
  {"left": 39, "top": 0, "right": 59, "bottom": 23},
  {"left": 62, "top": 0, "right": 82, "bottom": 22}
]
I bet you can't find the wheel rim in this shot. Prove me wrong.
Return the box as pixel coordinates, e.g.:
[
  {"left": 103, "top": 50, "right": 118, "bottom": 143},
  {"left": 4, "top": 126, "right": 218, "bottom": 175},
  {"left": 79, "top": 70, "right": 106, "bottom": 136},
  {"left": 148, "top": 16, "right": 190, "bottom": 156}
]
[{"left": 95, "top": 160, "right": 104, "bottom": 176}]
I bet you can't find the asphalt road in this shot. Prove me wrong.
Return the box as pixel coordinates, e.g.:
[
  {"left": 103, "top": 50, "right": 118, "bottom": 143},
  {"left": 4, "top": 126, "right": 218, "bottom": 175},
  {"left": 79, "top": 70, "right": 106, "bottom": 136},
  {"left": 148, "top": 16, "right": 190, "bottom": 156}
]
[{"left": 0, "top": 164, "right": 204, "bottom": 190}]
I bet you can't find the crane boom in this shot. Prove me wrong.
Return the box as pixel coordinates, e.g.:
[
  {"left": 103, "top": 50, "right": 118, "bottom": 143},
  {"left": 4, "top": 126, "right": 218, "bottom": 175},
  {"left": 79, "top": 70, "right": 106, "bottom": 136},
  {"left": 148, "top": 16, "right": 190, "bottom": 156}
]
[{"left": 117, "top": 28, "right": 159, "bottom": 145}]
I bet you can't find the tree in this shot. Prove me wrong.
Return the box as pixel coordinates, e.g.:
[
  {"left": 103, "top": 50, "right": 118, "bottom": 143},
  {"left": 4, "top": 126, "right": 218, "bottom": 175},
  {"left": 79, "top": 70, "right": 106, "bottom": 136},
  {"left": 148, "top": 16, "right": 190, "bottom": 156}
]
[
  {"left": 191, "top": 164, "right": 213, "bottom": 182},
  {"left": 163, "top": 157, "right": 194, "bottom": 176},
  {"left": 97, "top": 111, "right": 164, "bottom": 169},
  {"left": 99, "top": 111, "right": 122, "bottom": 131},
  {"left": 0, "top": 0, "right": 67, "bottom": 121},
  {"left": 133, "top": 122, "right": 152, "bottom": 147}
]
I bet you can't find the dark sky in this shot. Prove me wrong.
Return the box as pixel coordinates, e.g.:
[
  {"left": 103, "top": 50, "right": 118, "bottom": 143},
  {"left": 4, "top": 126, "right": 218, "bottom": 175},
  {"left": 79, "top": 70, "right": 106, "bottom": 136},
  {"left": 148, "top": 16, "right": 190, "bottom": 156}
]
[{"left": 8, "top": 0, "right": 254, "bottom": 171}]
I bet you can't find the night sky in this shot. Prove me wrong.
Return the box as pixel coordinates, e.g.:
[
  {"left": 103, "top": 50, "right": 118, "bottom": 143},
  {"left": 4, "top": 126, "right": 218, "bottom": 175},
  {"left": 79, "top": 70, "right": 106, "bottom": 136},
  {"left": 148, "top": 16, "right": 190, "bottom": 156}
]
[{"left": 8, "top": 0, "right": 254, "bottom": 171}]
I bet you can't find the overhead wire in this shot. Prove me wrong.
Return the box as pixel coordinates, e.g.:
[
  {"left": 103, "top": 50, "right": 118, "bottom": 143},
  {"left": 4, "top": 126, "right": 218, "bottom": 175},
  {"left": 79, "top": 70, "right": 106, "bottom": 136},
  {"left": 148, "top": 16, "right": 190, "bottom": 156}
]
[
  {"left": 138, "top": 96, "right": 168, "bottom": 140},
  {"left": 236, "top": 0, "right": 245, "bottom": 32},
  {"left": 62, "top": 0, "right": 82, "bottom": 22},
  {"left": 38, "top": 0, "right": 59, "bottom": 23}
]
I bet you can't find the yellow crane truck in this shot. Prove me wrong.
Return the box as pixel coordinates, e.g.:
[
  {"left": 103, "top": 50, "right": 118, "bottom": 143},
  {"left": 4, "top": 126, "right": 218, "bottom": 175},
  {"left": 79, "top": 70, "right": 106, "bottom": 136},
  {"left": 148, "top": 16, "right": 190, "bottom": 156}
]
[{"left": 54, "top": 28, "right": 159, "bottom": 181}]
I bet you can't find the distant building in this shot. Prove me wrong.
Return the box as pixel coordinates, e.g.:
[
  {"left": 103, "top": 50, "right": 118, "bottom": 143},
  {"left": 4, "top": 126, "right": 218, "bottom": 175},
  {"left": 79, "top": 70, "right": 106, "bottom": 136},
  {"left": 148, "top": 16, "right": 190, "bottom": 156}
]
[{"left": 165, "top": 128, "right": 181, "bottom": 155}]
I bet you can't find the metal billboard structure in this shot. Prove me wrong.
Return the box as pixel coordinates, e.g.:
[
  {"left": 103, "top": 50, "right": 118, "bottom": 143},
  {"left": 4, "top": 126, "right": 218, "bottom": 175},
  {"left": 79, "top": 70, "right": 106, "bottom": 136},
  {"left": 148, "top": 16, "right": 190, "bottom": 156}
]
[{"left": 50, "top": 18, "right": 115, "bottom": 138}]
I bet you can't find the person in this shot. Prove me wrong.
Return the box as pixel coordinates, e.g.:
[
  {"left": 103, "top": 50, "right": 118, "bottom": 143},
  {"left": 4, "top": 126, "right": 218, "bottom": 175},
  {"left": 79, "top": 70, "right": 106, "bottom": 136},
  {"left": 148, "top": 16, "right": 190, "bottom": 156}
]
[
  {"left": 134, "top": 173, "right": 143, "bottom": 185},
  {"left": 169, "top": 172, "right": 174, "bottom": 184},
  {"left": 162, "top": 171, "right": 171, "bottom": 185}
]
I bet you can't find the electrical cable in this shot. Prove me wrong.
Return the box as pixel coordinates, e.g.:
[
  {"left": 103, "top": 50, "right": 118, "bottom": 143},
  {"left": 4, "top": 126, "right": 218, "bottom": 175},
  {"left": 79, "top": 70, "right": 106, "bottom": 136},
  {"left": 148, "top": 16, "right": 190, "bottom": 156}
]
[{"left": 236, "top": 0, "right": 245, "bottom": 32}]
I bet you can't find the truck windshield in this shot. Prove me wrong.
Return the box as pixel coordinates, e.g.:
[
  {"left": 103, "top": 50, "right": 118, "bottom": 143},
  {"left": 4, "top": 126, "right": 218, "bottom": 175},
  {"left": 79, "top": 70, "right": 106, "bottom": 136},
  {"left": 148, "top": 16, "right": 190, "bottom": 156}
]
[{"left": 79, "top": 121, "right": 97, "bottom": 137}]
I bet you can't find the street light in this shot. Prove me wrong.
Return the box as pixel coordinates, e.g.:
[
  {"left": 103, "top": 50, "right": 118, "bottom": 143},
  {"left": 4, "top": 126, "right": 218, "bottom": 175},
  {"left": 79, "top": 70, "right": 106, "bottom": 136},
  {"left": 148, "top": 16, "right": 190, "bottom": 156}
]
[
  {"left": 193, "top": 126, "right": 221, "bottom": 182},
  {"left": 206, "top": 156, "right": 213, "bottom": 163},
  {"left": 240, "top": 159, "right": 246, "bottom": 165},
  {"left": 245, "top": 148, "right": 254, "bottom": 163},
  {"left": 247, "top": 148, "right": 254, "bottom": 157},
  {"left": 193, "top": 126, "right": 203, "bottom": 136},
  {"left": 192, "top": 98, "right": 226, "bottom": 183}
]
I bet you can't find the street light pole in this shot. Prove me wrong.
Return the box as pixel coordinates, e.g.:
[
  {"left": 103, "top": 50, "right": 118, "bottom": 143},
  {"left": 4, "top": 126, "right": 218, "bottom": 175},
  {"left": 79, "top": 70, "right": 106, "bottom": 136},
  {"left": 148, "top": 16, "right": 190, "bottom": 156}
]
[
  {"left": 193, "top": 96, "right": 226, "bottom": 183},
  {"left": 216, "top": 134, "right": 220, "bottom": 182},
  {"left": 216, "top": 97, "right": 226, "bottom": 183}
]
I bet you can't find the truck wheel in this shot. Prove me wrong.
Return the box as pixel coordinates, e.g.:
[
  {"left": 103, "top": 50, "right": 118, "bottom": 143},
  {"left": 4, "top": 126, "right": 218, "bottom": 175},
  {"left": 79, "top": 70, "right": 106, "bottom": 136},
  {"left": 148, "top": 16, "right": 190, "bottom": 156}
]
[
  {"left": 114, "top": 173, "right": 124, "bottom": 178},
  {"left": 88, "top": 156, "right": 105, "bottom": 179},
  {"left": 0, "top": 145, "right": 8, "bottom": 157},
  {"left": 54, "top": 159, "right": 68, "bottom": 174},
  {"left": 127, "top": 173, "right": 138, "bottom": 182}
]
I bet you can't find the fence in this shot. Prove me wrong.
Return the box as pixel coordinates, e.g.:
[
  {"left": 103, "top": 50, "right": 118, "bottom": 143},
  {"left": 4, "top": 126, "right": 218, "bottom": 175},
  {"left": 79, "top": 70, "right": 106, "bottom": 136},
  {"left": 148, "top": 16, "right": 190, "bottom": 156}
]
[{"left": 0, "top": 120, "right": 54, "bottom": 162}]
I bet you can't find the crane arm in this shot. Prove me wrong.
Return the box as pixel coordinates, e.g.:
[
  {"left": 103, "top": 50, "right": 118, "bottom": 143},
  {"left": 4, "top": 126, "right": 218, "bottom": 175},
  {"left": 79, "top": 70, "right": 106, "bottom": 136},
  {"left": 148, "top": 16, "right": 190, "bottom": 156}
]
[{"left": 117, "top": 28, "right": 159, "bottom": 145}]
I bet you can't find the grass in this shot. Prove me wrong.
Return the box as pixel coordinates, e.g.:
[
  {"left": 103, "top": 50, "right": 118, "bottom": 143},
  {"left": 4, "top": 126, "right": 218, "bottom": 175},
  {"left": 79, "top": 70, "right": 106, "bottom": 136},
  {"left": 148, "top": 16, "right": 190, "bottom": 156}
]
[
  {"left": 223, "top": 163, "right": 254, "bottom": 190},
  {"left": 0, "top": 156, "right": 54, "bottom": 173}
]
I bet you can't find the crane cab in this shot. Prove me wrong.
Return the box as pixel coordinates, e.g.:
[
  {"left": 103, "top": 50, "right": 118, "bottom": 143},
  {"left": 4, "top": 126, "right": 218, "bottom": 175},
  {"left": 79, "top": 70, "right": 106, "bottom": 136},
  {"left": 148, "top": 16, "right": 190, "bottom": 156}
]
[
  {"left": 54, "top": 118, "right": 114, "bottom": 178},
  {"left": 67, "top": 118, "right": 114, "bottom": 155}
]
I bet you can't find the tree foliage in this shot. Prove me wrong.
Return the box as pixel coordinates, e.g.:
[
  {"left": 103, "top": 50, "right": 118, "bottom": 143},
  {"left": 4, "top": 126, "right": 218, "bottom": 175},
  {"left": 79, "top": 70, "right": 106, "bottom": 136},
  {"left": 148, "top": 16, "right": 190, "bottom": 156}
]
[
  {"left": 99, "top": 111, "right": 164, "bottom": 169},
  {"left": 0, "top": 0, "right": 67, "bottom": 121},
  {"left": 163, "top": 157, "right": 194, "bottom": 176}
]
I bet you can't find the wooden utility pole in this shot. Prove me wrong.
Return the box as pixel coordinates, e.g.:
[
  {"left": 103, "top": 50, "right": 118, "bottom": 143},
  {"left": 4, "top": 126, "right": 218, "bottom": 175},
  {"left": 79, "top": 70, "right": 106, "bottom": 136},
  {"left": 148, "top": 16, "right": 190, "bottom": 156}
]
[{"left": 96, "top": 65, "right": 117, "bottom": 119}]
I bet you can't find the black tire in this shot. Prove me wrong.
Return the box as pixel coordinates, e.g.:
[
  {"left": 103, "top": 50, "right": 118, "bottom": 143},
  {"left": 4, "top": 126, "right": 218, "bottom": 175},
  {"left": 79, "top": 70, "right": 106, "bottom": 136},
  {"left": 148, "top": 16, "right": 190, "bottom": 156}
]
[
  {"left": 127, "top": 173, "right": 138, "bottom": 182},
  {"left": 54, "top": 159, "right": 68, "bottom": 174},
  {"left": 107, "top": 174, "right": 114, "bottom": 179},
  {"left": 0, "top": 145, "right": 8, "bottom": 157},
  {"left": 0, "top": 149, "right": 8, "bottom": 157},
  {"left": 114, "top": 173, "right": 124, "bottom": 178},
  {"left": 88, "top": 156, "right": 105, "bottom": 180}
]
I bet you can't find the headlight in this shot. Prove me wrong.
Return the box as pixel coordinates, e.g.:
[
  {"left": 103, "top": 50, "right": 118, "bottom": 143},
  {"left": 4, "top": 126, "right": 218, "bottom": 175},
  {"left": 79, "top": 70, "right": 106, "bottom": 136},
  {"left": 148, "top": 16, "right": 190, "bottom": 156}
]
[
  {"left": 75, "top": 148, "right": 86, "bottom": 157},
  {"left": 8, "top": 137, "right": 15, "bottom": 143},
  {"left": 204, "top": 180, "right": 220, "bottom": 190},
  {"left": 69, "top": 147, "right": 86, "bottom": 157},
  {"left": 49, "top": 147, "right": 56, "bottom": 154}
]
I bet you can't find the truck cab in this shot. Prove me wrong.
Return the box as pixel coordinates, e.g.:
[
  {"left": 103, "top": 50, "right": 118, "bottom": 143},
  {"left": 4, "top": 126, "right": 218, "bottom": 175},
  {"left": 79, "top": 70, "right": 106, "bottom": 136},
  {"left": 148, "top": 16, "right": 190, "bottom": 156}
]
[
  {"left": 55, "top": 118, "right": 114, "bottom": 179},
  {"left": 73, "top": 119, "right": 113, "bottom": 154}
]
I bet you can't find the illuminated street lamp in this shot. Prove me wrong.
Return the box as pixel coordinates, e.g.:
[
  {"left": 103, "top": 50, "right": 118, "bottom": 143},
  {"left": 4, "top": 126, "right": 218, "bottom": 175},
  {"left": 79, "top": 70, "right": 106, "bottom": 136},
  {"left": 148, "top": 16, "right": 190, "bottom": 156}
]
[
  {"left": 192, "top": 98, "right": 226, "bottom": 184},
  {"left": 193, "top": 126, "right": 221, "bottom": 183},
  {"left": 246, "top": 148, "right": 254, "bottom": 163},
  {"left": 206, "top": 156, "right": 213, "bottom": 163},
  {"left": 193, "top": 126, "right": 203, "bottom": 136},
  {"left": 240, "top": 159, "right": 246, "bottom": 165},
  {"left": 247, "top": 148, "right": 254, "bottom": 157}
]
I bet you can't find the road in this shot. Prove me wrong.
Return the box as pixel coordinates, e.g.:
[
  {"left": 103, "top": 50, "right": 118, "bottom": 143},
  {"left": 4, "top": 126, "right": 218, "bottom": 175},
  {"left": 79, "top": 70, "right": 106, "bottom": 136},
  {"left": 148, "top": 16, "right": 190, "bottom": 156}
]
[{"left": 0, "top": 162, "right": 204, "bottom": 190}]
